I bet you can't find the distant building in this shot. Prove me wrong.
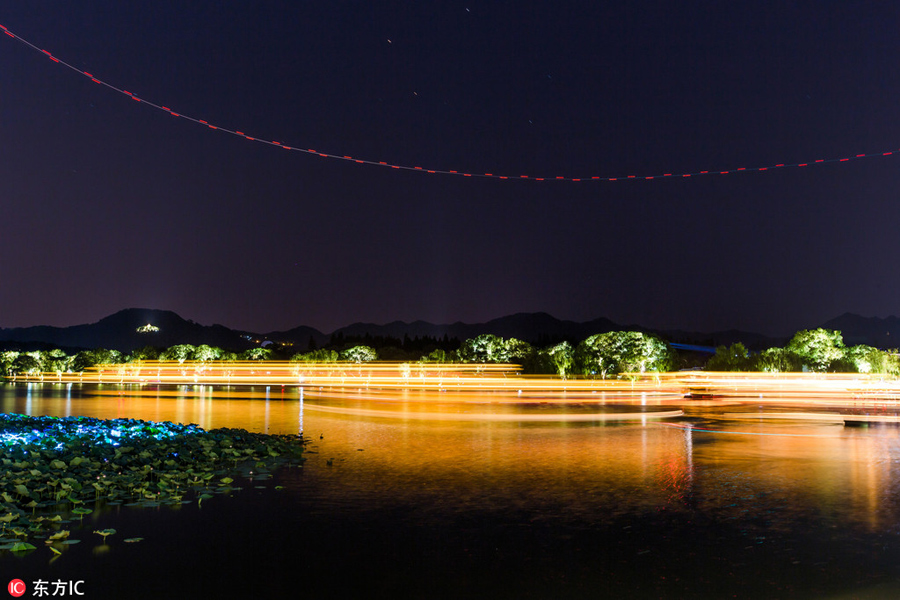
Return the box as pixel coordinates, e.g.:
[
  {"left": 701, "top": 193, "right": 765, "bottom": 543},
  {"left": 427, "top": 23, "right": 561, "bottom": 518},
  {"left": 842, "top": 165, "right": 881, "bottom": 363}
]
[{"left": 136, "top": 323, "right": 160, "bottom": 333}]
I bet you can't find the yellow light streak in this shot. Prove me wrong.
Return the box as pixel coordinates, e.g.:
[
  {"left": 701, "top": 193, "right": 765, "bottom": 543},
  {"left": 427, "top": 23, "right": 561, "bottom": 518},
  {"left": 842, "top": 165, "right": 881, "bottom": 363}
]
[{"left": 17, "top": 363, "right": 900, "bottom": 407}]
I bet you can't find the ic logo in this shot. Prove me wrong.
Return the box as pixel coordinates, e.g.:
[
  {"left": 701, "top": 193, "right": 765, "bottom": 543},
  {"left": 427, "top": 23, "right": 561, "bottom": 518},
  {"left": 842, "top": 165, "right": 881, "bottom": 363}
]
[{"left": 7, "top": 580, "right": 25, "bottom": 597}]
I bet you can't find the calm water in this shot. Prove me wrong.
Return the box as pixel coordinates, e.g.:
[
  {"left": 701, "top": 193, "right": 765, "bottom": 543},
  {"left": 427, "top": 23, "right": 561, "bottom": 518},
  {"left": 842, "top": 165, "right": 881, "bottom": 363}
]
[{"left": 3, "top": 382, "right": 900, "bottom": 599}]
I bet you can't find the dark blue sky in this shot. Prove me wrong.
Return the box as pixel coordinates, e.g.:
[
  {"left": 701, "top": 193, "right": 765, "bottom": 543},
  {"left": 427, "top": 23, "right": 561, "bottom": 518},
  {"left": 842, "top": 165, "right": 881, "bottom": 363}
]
[{"left": 2, "top": 1, "right": 899, "bottom": 335}]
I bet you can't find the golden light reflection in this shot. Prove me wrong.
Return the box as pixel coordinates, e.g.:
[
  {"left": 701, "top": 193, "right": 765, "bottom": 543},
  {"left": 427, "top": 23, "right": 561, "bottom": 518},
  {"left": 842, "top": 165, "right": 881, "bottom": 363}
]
[
  {"left": 23, "top": 363, "right": 900, "bottom": 409},
  {"left": 6, "top": 380, "right": 900, "bottom": 531}
]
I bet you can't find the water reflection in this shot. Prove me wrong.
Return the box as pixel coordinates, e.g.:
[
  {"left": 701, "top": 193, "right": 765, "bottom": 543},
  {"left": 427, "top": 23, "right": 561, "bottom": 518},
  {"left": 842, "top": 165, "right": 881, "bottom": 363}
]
[{"left": 3, "top": 382, "right": 900, "bottom": 534}]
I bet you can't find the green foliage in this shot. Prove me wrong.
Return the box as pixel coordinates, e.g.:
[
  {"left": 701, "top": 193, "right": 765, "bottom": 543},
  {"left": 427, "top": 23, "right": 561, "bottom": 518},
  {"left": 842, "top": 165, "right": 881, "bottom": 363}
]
[
  {"left": 0, "top": 413, "right": 305, "bottom": 548},
  {"left": 339, "top": 346, "right": 378, "bottom": 363},
  {"left": 842, "top": 345, "right": 891, "bottom": 374},
  {"left": 290, "top": 349, "right": 340, "bottom": 363},
  {"left": 527, "top": 342, "right": 575, "bottom": 377},
  {"left": 706, "top": 343, "right": 753, "bottom": 371},
  {"left": 11, "top": 354, "right": 41, "bottom": 376},
  {"left": 69, "top": 348, "right": 125, "bottom": 373},
  {"left": 159, "top": 344, "right": 196, "bottom": 364},
  {"left": 40, "top": 349, "right": 71, "bottom": 375},
  {"left": 457, "top": 335, "right": 533, "bottom": 364},
  {"left": 418, "top": 348, "right": 454, "bottom": 363},
  {"left": 0, "top": 351, "right": 20, "bottom": 377},
  {"left": 753, "top": 347, "right": 802, "bottom": 373},
  {"left": 574, "top": 331, "right": 672, "bottom": 378},
  {"left": 240, "top": 348, "right": 274, "bottom": 361},
  {"left": 785, "top": 329, "right": 847, "bottom": 372},
  {"left": 128, "top": 346, "right": 160, "bottom": 361},
  {"left": 192, "top": 345, "right": 223, "bottom": 362}
]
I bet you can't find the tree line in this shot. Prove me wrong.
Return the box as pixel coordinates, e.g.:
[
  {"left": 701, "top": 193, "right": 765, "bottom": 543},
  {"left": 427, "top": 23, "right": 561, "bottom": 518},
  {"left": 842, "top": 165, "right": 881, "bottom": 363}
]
[
  {"left": 706, "top": 328, "right": 900, "bottom": 375},
  {"left": 2, "top": 328, "right": 897, "bottom": 380}
]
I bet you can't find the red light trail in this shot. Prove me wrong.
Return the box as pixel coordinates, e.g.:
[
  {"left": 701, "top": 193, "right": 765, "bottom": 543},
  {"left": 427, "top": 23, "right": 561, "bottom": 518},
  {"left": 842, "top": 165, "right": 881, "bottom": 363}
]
[{"left": 3, "top": 23, "right": 898, "bottom": 182}]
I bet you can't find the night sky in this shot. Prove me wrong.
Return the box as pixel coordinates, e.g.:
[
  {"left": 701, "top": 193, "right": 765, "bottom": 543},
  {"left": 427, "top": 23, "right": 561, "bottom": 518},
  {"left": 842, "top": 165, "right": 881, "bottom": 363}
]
[{"left": 2, "top": 2, "right": 899, "bottom": 336}]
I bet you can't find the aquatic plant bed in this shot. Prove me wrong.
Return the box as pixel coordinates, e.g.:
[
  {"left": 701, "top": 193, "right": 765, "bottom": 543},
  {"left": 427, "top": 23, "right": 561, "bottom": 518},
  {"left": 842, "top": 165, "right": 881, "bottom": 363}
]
[{"left": 0, "top": 413, "right": 304, "bottom": 551}]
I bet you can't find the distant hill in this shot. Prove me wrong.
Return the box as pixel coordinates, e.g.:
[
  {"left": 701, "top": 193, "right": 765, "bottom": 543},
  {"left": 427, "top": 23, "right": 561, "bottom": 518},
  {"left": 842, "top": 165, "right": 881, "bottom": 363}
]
[
  {"left": 820, "top": 313, "right": 900, "bottom": 349},
  {"left": 322, "top": 312, "right": 622, "bottom": 346},
  {"left": 0, "top": 309, "right": 257, "bottom": 353},
  {"left": 1, "top": 308, "right": 893, "bottom": 353}
]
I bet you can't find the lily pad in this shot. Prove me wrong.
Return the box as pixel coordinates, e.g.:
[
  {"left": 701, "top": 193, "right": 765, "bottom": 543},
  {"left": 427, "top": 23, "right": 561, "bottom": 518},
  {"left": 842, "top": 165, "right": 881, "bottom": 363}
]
[
  {"left": 93, "top": 529, "right": 116, "bottom": 541},
  {"left": 0, "top": 413, "right": 305, "bottom": 546},
  {"left": 10, "top": 542, "right": 36, "bottom": 552}
]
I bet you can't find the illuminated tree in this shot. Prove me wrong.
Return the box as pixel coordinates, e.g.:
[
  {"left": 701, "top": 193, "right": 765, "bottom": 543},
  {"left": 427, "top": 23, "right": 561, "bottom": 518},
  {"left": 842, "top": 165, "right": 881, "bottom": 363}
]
[
  {"left": 241, "top": 348, "right": 273, "bottom": 361},
  {"left": 883, "top": 351, "right": 900, "bottom": 377},
  {"left": 160, "top": 344, "right": 196, "bottom": 364},
  {"left": 340, "top": 346, "right": 378, "bottom": 363},
  {"left": 457, "top": 335, "right": 533, "bottom": 364},
  {"left": 192, "top": 345, "right": 223, "bottom": 362},
  {"left": 504, "top": 338, "right": 535, "bottom": 364},
  {"left": 842, "top": 345, "right": 890, "bottom": 374},
  {"left": 129, "top": 346, "right": 160, "bottom": 361},
  {"left": 418, "top": 348, "right": 453, "bottom": 363},
  {"left": 529, "top": 342, "right": 575, "bottom": 377},
  {"left": 785, "top": 329, "right": 846, "bottom": 372},
  {"left": 574, "top": 331, "right": 672, "bottom": 378},
  {"left": 11, "top": 354, "right": 41, "bottom": 376},
  {"left": 40, "top": 349, "right": 71, "bottom": 378},
  {"left": 753, "top": 347, "right": 802, "bottom": 373},
  {"left": 291, "top": 349, "right": 340, "bottom": 362},
  {"left": 706, "top": 343, "right": 752, "bottom": 371},
  {"left": 0, "top": 351, "right": 20, "bottom": 377},
  {"left": 72, "top": 349, "right": 124, "bottom": 372}
]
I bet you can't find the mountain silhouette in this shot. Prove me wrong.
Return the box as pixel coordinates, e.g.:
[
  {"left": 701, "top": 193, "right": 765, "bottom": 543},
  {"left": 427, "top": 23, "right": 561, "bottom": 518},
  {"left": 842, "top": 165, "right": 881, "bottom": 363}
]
[{"left": 2, "top": 308, "right": 892, "bottom": 352}]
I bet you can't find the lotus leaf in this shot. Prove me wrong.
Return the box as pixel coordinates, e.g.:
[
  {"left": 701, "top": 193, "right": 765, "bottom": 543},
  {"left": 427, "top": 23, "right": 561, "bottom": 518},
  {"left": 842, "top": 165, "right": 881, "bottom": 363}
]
[
  {"left": 10, "top": 542, "right": 35, "bottom": 552},
  {"left": 0, "top": 413, "right": 304, "bottom": 546}
]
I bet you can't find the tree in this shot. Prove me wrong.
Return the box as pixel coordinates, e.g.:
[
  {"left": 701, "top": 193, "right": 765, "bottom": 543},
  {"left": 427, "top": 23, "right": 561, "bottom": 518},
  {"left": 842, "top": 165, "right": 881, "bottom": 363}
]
[
  {"left": 160, "top": 344, "right": 196, "bottom": 364},
  {"left": 753, "top": 347, "right": 801, "bottom": 373},
  {"left": 528, "top": 342, "right": 575, "bottom": 377},
  {"left": 418, "top": 348, "right": 453, "bottom": 363},
  {"left": 129, "top": 346, "right": 160, "bottom": 361},
  {"left": 785, "top": 329, "right": 846, "bottom": 372},
  {"left": 291, "top": 349, "right": 340, "bottom": 363},
  {"left": 40, "top": 349, "right": 71, "bottom": 378},
  {"left": 192, "top": 345, "right": 223, "bottom": 362},
  {"left": 706, "top": 343, "right": 752, "bottom": 371},
  {"left": 11, "top": 354, "right": 41, "bottom": 376},
  {"left": 72, "top": 349, "right": 123, "bottom": 372},
  {"left": 0, "top": 351, "right": 20, "bottom": 377},
  {"left": 843, "top": 345, "right": 888, "bottom": 374},
  {"left": 457, "top": 335, "right": 533, "bottom": 364},
  {"left": 340, "top": 346, "right": 377, "bottom": 363},
  {"left": 241, "top": 348, "right": 273, "bottom": 361},
  {"left": 574, "top": 331, "right": 672, "bottom": 378}
]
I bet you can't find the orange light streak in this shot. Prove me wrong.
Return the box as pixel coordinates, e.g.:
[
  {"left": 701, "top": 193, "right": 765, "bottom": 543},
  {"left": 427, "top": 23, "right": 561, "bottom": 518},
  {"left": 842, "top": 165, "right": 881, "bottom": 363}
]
[{"left": 18, "top": 364, "right": 900, "bottom": 407}]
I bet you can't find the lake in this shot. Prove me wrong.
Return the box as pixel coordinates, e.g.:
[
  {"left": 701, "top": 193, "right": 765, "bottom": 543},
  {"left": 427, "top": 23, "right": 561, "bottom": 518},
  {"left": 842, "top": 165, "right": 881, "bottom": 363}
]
[{"left": 2, "top": 382, "right": 900, "bottom": 599}]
